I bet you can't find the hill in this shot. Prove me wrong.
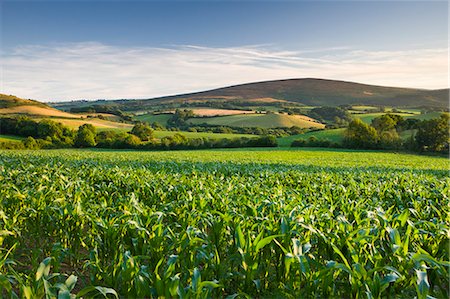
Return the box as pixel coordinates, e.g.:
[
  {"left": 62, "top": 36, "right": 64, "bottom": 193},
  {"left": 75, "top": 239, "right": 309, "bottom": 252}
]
[
  {"left": 158, "top": 78, "right": 448, "bottom": 107},
  {"left": 0, "top": 94, "right": 49, "bottom": 109},
  {"left": 0, "top": 93, "right": 81, "bottom": 118},
  {"left": 52, "top": 79, "right": 449, "bottom": 110}
]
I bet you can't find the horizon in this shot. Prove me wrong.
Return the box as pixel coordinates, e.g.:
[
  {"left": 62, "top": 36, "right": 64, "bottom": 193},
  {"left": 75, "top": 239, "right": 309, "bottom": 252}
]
[
  {"left": 41, "top": 77, "right": 447, "bottom": 104},
  {"left": 1, "top": 0, "right": 448, "bottom": 102}
]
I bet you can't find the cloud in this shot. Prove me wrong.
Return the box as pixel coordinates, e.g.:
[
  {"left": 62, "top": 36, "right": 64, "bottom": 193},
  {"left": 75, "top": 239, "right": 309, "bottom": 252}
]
[{"left": 1, "top": 42, "right": 448, "bottom": 101}]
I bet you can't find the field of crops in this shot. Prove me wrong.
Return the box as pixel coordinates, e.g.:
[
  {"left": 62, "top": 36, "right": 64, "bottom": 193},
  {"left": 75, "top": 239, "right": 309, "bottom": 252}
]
[{"left": 0, "top": 149, "right": 448, "bottom": 298}]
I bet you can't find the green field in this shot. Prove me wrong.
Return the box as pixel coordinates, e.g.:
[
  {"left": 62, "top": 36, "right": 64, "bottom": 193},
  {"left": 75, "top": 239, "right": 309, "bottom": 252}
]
[
  {"left": 278, "top": 128, "right": 345, "bottom": 147},
  {"left": 355, "top": 111, "right": 445, "bottom": 124},
  {"left": 135, "top": 113, "right": 172, "bottom": 126},
  {"left": 189, "top": 113, "right": 324, "bottom": 129},
  {"left": 0, "top": 134, "right": 24, "bottom": 142},
  {"left": 153, "top": 130, "right": 257, "bottom": 139},
  {"left": 0, "top": 149, "right": 448, "bottom": 298},
  {"left": 96, "top": 127, "right": 257, "bottom": 139}
]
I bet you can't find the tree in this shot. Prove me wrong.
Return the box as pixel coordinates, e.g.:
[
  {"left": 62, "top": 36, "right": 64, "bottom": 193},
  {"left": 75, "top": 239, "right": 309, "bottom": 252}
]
[
  {"left": 130, "top": 123, "right": 154, "bottom": 141},
  {"left": 415, "top": 113, "right": 449, "bottom": 152},
  {"left": 343, "top": 119, "right": 379, "bottom": 149},
  {"left": 371, "top": 114, "right": 397, "bottom": 132},
  {"left": 371, "top": 114, "right": 402, "bottom": 149},
  {"left": 75, "top": 124, "right": 96, "bottom": 148}
]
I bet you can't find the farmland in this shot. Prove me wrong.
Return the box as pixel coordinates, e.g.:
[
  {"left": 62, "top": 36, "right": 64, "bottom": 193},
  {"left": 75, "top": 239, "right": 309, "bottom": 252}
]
[{"left": 0, "top": 149, "right": 448, "bottom": 298}]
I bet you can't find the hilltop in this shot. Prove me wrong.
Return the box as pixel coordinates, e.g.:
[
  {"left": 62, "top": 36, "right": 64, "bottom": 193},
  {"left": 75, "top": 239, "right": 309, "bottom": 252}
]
[{"left": 52, "top": 78, "right": 449, "bottom": 110}]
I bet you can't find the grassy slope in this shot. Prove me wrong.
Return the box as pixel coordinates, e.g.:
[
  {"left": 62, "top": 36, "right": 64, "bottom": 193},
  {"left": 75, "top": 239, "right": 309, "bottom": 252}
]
[
  {"left": 278, "top": 128, "right": 345, "bottom": 147},
  {"left": 0, "top": 94, "right": 48, "bottom": 108},
  {"left": 189, "top": 113, "right": 324, "bottom": 129}
]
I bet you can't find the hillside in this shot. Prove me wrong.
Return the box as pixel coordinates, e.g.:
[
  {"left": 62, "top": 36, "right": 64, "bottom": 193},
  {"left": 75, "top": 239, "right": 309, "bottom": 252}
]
[
  {"left": 52, "top": 78, "right": 449, "bottom": 110},
  {"left": 0, "top": 94, "right": 49, "bottom": 109},
  {"left": 157, "top": 78, "right": 448, "bottom": 107},
  {"left": 0, "top": 93, "right": 81, "bottom": 118}
]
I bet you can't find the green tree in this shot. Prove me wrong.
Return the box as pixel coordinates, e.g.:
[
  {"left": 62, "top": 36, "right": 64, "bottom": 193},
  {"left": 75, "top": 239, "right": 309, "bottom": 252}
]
[
  {"left": 415, "top": 113, "right": 449, "bottom": 152},
  {"left": 75, "top": 124, "right": 96, "bottom": 148},
  {"left": 130, "top": 123, "right": 154, "bottom": 141},
  {"left": 371, "top": 114, "right": 397, "bottom": 132},
  {"left": 343, "top": 118, "right": 379, "bottom": 149}
]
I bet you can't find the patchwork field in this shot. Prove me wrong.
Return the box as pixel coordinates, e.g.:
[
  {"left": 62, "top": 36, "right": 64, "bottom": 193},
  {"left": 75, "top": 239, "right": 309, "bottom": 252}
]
[{"left": 0, "top": 149, "right": 448, "bottom": 298}]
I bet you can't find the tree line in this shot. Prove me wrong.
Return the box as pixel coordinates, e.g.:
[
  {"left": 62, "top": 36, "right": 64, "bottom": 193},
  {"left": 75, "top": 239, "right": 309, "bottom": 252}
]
[
  {"left": 291, "top": 113, "right": 449, "bottom": 153},
  {"left": 0, "top": 117, "right": 277, "bottom": 150}
]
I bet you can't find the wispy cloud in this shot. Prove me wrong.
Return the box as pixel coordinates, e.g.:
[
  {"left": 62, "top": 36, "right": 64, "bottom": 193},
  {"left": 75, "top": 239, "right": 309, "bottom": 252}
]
[{"left": 1, "top": 42, "right": 448, "bottom": 101}]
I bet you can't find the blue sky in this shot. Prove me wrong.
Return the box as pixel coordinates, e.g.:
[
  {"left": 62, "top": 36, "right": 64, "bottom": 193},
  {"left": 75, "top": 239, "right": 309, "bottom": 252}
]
[{"left": 1, "top": 0, "right": 448, "bottom": 101}]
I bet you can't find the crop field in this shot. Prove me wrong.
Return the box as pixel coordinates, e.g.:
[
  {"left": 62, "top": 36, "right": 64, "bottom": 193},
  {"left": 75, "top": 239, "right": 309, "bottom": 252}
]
[{"left": 0, "top": 149, "right": 448, "bottom": 298}]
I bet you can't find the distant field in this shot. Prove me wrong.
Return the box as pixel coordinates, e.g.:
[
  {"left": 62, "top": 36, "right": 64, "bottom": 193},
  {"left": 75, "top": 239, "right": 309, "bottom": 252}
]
[
  {"left": 135, "top": 113, "right": 172, "bottom": 125},
  {"left": 186, "top": 108, "right": 254, "bottom": 116},
  {"left": 0, "top": 105, "right": 80, "bottom": 118},
  {"left": 355, "top": 113, "right": 411, "bottom": 124},
  {"left": 39, "top": 117, "right": 134, "bottom": 129},
  {"left": 351, "top": 105, "right": 379, "bottom": 111},
  {"left": 96, "top": 127, "right": 257, "bottom": 139},
  {"left": 278, "top": 128, "right": 345, "bottom": 147},
  {"left": 153, "top": 130, "right": 257, "bottom": 139},
  {"left": 75, "top": 113, "right": 123, "bottom": 122},
  {"left": 356, "top": 111, "right": 446, "bottom": 124},
  {"left": 189, "top": 113, "right": 324, "bottom": 129},
  {"left": 407, "top": 111, "right": 446, "bottom": 120},
  {"left": 0, "top": 134, "right": 24, "bottom": 142}
]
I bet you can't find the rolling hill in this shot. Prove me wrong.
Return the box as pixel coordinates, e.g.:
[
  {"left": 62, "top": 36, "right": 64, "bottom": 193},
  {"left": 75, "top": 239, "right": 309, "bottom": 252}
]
[
  {"left": 156, "top": 78, "right": 448, "bottom": 107},
  {"left": 52, "top": 78, "right": 449, "bottom": 110}
]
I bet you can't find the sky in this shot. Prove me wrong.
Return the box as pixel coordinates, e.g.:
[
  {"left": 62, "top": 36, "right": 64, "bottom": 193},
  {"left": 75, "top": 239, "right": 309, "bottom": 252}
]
[{"left": 0, "top": 0, "right": 448, "bottom": 102}]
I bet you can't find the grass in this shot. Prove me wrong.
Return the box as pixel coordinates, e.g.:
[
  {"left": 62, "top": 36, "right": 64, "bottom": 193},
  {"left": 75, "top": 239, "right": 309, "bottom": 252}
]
[
  {"left": 0, "top": 148, "right": 448, "bottom": 298},
  {"left": 189, "top": 113, "right": 324, "bottom": 129},
  {"left": 277, "top": 128, "right": 345, "bottom": 147}
]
